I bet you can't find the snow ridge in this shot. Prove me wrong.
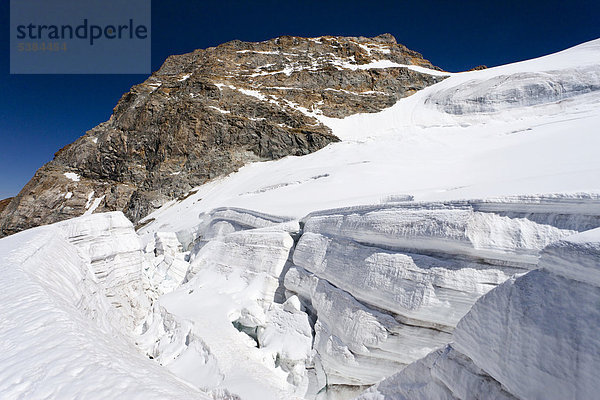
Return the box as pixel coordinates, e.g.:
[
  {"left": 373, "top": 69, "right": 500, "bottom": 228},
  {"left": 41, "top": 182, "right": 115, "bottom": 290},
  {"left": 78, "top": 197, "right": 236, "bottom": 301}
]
[{"left": 0, "top": 217, "right": 208, "bottom": 399}]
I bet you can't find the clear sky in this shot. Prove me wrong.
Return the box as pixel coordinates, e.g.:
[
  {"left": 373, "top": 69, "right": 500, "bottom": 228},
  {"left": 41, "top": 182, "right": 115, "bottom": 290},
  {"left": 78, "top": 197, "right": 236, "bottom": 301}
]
[{"left": 1, "top": 0, "right": 599, "bottom": 199}]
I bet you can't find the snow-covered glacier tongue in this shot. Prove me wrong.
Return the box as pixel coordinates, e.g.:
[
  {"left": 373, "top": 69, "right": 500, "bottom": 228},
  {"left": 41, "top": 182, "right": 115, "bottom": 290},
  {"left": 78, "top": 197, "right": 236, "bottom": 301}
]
[
  {"left": 358, "top": 227, "right": 600, "bottom": 400},
  {"left": 2, "top": 196, "right": 598, "bottom": 399}
]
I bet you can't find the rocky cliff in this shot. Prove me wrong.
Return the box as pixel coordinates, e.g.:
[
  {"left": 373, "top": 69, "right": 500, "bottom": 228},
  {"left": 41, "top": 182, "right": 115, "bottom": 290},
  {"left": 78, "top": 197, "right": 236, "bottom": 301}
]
[
  {"left": 0, "top": 198, "right": 11, "bottom": 215},
  {"left": 0, "top": 34, "right": 444, "bottom": 237}
]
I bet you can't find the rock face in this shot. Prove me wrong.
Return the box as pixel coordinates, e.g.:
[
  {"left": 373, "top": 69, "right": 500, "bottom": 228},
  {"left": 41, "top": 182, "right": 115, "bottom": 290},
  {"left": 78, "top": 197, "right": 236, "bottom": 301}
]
[
  {"left": 0, "top": 198, "right": 11, "bottom": 214},
  {"left": 467, "top": 65, "right": 488, "bottom": 71},
  {"left": 0, "top": 34, "right": 444, "bottom": 237}
]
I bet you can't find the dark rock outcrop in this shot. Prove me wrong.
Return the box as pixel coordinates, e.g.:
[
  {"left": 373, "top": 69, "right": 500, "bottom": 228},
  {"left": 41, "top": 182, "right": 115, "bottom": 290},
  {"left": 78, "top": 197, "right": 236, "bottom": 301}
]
[
  {"left": 0, "top": 198, "right": 12, "bottom": 215},
  {"left": 468, "top": 65, "right": 488, "bottom": 71},
  {"left": 0, "top": 34, "right": 445, "bottom": 237}
]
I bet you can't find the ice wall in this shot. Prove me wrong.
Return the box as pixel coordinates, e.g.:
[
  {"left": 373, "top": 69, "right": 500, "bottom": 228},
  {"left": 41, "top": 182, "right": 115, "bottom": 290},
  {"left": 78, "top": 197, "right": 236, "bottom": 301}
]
[{"left": 358, "top": 228, "right": 600, "bottom": 400}]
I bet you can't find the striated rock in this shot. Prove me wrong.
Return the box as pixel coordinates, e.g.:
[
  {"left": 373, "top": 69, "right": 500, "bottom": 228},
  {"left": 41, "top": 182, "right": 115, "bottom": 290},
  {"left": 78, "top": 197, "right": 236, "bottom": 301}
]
[
  {"left": 0, "top": 167, "right": 135, "bottom": 236},
  {"left": 467, "top": 65, "right": 488, "bottom": 71},
  {"left": 0, "top": 34, "right": 445, "bottom": 237},
  {"left": 0, "top": 198, "right": 11, "bottom": 214}
]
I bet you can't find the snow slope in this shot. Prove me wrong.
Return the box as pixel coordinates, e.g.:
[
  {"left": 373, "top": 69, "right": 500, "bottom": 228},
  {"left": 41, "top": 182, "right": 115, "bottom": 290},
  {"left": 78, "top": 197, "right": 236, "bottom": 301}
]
[
  {"left": 358, "top": 228, "right": 600, "bottom": 400},
  {"left": 137, "top": 39, "right": 600, "bottom": 242},
  {"left": 2, "top": 38, "right": 600, "bottom": 400},
  {"left": 0, "top": 214, "right": 209, "bottom": 399}
]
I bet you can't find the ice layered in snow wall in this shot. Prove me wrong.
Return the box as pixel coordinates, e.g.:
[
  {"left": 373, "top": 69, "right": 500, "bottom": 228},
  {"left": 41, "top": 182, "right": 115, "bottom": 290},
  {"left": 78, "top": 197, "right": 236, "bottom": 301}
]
[
  {"left": 0, "top": 212, "right": 208, "bottom": 399},
  {"left": 358, "top": 228, "right": 600, "bottom": 400},
  {"left": 137, "top": 195, "right": 600, "bottom": 400},
  {"left": 284, "top": 197, "right": 599, "bottom": 395}
]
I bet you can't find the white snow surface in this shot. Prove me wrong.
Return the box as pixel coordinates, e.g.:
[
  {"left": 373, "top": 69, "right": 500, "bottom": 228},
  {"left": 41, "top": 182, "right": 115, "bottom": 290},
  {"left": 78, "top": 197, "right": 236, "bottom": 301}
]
[
  {"left": 331, "top": 58, "right": 450, "bottom": 76},
  {"left": 63, "top": 172, "right": 80, "bottom": 182},
  {"left": 84, "top": 194, "right": 105, "bottom": 215}
]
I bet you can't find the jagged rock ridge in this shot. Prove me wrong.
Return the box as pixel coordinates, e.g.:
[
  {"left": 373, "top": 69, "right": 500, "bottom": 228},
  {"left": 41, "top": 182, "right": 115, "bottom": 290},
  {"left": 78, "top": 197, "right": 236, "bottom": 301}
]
[
  {"left": 0, "top": 198, "right": 11, "bottom": 215},
  {"left": 0, "top": 34, "right": 444, "bottom": 237}
]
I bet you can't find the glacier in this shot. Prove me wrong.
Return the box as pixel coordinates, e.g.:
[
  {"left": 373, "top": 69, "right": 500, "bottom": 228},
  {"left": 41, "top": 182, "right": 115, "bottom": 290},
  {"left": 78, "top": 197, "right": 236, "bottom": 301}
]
[
  {"left": 281, "top": 199, "right": 596, "bottom": 397},
  {"left": 358, "top": 228, "right": 600, "bottom": 400},
  {"left": 0, "top": 214, "right": 208, "bottom": 399},
  {"left": 1, "top": 38, "right": 600, "bottom": 399}
]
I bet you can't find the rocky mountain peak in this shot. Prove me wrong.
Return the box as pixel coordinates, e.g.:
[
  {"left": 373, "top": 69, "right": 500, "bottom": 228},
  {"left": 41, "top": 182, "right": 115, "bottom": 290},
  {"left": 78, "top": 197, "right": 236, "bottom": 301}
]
[{"left": 0, "top": 35, "right": 446, "bottom": 237}]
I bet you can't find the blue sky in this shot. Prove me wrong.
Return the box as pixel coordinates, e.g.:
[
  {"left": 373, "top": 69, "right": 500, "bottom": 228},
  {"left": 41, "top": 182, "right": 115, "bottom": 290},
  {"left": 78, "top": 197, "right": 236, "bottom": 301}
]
[{"left": 1, "top": 0, "right": 599, "bottom": 199}]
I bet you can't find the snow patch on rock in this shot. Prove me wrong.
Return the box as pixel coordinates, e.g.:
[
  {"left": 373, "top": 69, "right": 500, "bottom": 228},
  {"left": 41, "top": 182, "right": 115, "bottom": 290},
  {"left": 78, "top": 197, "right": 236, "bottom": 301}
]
[{"left": 63, "top": 172, "right": 80, "bottom": 182}]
